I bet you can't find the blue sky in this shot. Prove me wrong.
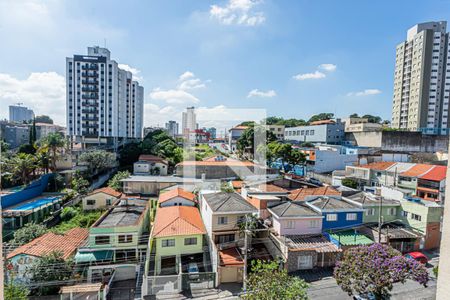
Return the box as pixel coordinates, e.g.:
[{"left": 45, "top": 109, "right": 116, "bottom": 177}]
[{"left": 1, "top": 0, "right": 450, "bottom": 127}]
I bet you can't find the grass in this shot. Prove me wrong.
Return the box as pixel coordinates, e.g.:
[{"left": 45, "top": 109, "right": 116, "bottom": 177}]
[{"left": 50, "top": 205, "right": 104, "bottom": 234}]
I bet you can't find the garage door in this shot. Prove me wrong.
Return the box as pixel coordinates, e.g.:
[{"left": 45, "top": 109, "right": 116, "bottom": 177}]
[
  {"left": 297, "top": 255, "right": 313, "bottom": 270},
  {"left": 221, "top": 267, "right": 238, "bottom": 283}
]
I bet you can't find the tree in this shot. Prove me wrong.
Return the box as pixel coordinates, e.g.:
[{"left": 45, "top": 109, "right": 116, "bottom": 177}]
[
  {"left": 237, "top": 126, "right": 277, "bottom": 159},
  {"left": 308, "top": 113, "right": 334, "bottom": 123},
  {"left": 362, "top": 114, "right": 382, "bottom": 124},
  {"left": 79, "top": 150, "right": 116, "bottom": 175},
  {"left": 119, "top": 142, "right": 142, "bottom": 166},
  {"left": 267, "top": 142, "right": 306, "bottom": 167},
  {"left": 0, "top": 140, "right": 10, "bottom": 152},
  {"left": 154, "top": 139, "right": 183, "bottom": 164},
  {"left": 263, "top": 117, "right": 307, "bottom": 127},
  {"left": 341, "top": 178, "right": 357, "bottom": 189},
  {"left": 11, "top": 223, "right": 47, "bottom": 246},
  {"left": 38, "top": 133, "right": 65, "bottom": 171},
  {"left": 349, "top": 113, "right": 359, "bottom": 118},
  {"left": 29, "top": 251, "right": 73, "bottom": 295},
  {"left": 5, "top": 282, "right": 29, "bottom": 300},
  {"left": 239, "top": 121, "right": 256, "bottom": 127},
  {"left": 108, "top": 170, "right": 131, "bottom": 192},
  {"left": 29, "top": 118, "right": 37, "bottom": 145},
  {"left": 34, "top": 115, "right": 54, "bottom": 124},
  {"left": 334, "top": 244, "right": 429, "bottom": 299},
  {"left": 71, "top": 174, "right": 90, "bottom": 195},
  {"left": 243, "top": 260, "right": 309, "bottom": 300},
  {"left": 7, "top": 153, "right": 36, "bottom": 185},
  {"left": 17, "top": 143, "right": 36, "bottom": 155}
]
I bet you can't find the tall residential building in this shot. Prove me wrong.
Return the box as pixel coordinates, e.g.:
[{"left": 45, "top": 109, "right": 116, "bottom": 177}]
[
  {"left": 165, "top": 120, "right": 179, "bottom": 137},
  {"left": 9, "top": 105, "right": 34, "bottom": 123},
  {"left": 391, "top": 21, "right": 450, "bottom": 135},
  {"left": 181, "top": 106, "right": 196, "bottom": 135},
  {"left": 66, "top": 46, "right": 144, "bottom": 141}
]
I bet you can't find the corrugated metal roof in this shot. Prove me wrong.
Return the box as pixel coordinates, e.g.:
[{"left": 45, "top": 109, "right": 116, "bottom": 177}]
[
  {"left": 284, "top": 235, "right": 342, "bottom": 253},
  {"left": 420, "top": 165, "right": 447, "bottom": 181}
]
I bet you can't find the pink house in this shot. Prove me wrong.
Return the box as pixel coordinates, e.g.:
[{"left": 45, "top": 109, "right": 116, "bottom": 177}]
[{"left": 268, "top": 202, "right": 323, "bottom": 236}]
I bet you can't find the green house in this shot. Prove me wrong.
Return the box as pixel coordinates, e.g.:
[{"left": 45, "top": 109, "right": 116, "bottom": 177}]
[{"left": 343, "top": 192, "right": 401, "bottom": 224}]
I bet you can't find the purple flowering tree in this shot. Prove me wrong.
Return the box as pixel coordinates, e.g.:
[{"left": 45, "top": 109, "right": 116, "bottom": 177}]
[{"left": 334, "top": 243, "right": 429, "bottom": 299}]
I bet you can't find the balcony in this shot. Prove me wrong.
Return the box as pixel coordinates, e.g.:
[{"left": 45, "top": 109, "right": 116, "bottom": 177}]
[
  {"left": 82, "top": 79, "right": 99, "bottom": 85},
  {"left": 81, "top": 101, "right": 98, "bottom": 107},
  {"left": 82, "top": 116, "right": 99, "bottom": 122},
  {"left": 81, "top": 108, "right": 98, "bottom": 114},
  {"left": 81, "top": 71, "right": 98, "bottom": 77},
  {"left": 82, "top": 131, "right": 99, "bottom": 138},
  {"left": 81, "top": 87, "right": 99, "bottom": 92},
  {"left": 82, "top": 93, "right": 98, "bottom": 100},
  {"left": 82, "top": 64, "right": 99, "bottom": 70},
  {"left": 84, "top": 124, "right": 98, "bottom": 129}
]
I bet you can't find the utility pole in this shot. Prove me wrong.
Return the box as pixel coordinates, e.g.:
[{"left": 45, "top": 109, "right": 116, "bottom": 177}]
[
  {"left": 243, "top": 214, "right": 250, "bottom": 293},
  {"left": 0, "top": 134, "right": 4, "bottom": 300},
  {"left": 378, "top": 196, "right": 383, "bottom": 243}
]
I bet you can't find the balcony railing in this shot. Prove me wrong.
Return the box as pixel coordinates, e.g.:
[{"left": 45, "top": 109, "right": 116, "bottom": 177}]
[
  {"left": 82, "top": 116, "right": 99, "bottom": 122},
  {"left": 82, "top": 80, "right": 99, "bottom": 85},
  {"left": 82, "top": 64, "right": 99, "bottom": 70},
  {"left": 81, "top": 101, "right": 98, "bottom": 107},
  {"left": 81, "top": 108, "right": 98, "bottom": 114},
  {"left": 81, "top": 87, "right": 99, "bottom": 92},
  {"left": 82, "top": 94, "right": 98, "bottom": 100},
  {"left": 81, "top": 71, "right": 98, "bottom": 77}
]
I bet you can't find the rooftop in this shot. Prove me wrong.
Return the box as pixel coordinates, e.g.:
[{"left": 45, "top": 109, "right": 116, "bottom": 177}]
[
  {"left": 219, "top": 247, "right": 244, "bottom": 266},
  {"left": 400, "top": 164, "right": 434, "bottom": 177},
  {"left": 419, "top": 165, "right": 447, "bottom": 182},
  {"left": 121, "top": 175, "right": 203, "bottom": 183},
  {"left": 269, "top": 202, "right": 320, "bottom": 218},
  {"left": 153, "top": 206, "right": 206, "bottom": 238},
  {"left": 158, "top": 188, "right": 196, "bottom": 203},
  {"left": 288, "top": 186, "right": 341, "bottom": 201},
  {"left": 94, "top": 199, "right": 148, "bottom": 228},
  {"left": 202, "top": 192, "right": 257, "bottom": 213},
  {"left": 138, "top": 154, "right": 168, "bottom": 164},
  {"left": 229, "top": 126, "right": 249, "bottom": 131},
  {"left": 328, "top": 230, "right": 373, "bottom": 246},
  {"left": 309, "top": 119, "right": 336, "bottom": 125},
  {"left": 89, "top": 187, "right": 122, "bottom": 198},
  {"left": 176, "top": 159, "right": 255, "bottom": 167},
  {"left": 358, "top": 161, "right": 396, "bottom": 171},
  {"left": 7, "top": 228, "right": 88, "bottom": 260},
  {"left": 344, "top": 192, "right": 400, "bottom": 206},
  {"left": 60, "top": 283, "right": 103, "bottom": 294},
  {"left": 281, "top": 234, "right": 342, "bottom": 253},
  {"left": 306, "top": 196, "right": 361, "bottom": 211}
]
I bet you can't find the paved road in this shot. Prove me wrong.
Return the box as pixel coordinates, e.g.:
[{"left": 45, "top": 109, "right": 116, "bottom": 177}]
[{"left": 307, "top": 255, "right": 439, "bottom": 300}]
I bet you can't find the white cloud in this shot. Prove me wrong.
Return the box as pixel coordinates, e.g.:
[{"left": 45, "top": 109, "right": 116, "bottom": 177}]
[
  {"left": 293, "top": 71, "right": 326, "bottom": 80},
  {"left": 247, "top": 89, "right": 276, "bottom": 98},
  {"left": 149, "top": 88, "right": 200, "bottom": 104},
  {"left": 347, "top": 89, "right": 382, "bottom": 97},
  {"left": 319, "top": 64, "right": 337, "bottom": 72},
  {"left": 118, "top": 64, "right": 143, "bottom": 82},
  {"left": 177, "top": 71, "right": 209, "bottom": 90},
  {"left": 179, "top": 71, "right": 195, "bottom": 81},
  {"left": 0, "top": 72, "right": 66, "bottom": 125},
  {"left": 210, "top": 0, "right": 265, "bottom": 26}
]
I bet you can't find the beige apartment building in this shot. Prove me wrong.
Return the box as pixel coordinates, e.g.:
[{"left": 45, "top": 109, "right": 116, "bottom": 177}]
[{"left": 391, "top": 21, "right": 450, "bottom": 135}]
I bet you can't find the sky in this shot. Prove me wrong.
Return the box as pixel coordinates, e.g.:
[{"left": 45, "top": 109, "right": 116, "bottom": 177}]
[{"left": 1, "top": 0, "right": 450, "bottom": 129}]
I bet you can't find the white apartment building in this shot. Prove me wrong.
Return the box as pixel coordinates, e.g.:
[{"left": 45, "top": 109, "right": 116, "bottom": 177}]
[
  {"left": 182, "top": 106, "right": 197, "bottom": 135},
  {"left": 66, "top": 46, "right": 144, "bottom": 142},
  {"left": 165, "top": 120, "right": 179, "bottom": 137},
  {"left": 9, "top": 105, "right": 34, "bottom": 123},
  {"left": 391, "top": 21, "right": 450, "bottom": 135}
]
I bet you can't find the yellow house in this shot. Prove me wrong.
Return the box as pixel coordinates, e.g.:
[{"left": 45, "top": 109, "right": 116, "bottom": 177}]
[{"left": 82, "top": 187, "right": 121, "bottom": 211}]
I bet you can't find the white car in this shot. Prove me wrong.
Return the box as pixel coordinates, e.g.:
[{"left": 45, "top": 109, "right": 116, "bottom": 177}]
[{"left": 188, "top": 263, "right": 199, "bottom": 279}]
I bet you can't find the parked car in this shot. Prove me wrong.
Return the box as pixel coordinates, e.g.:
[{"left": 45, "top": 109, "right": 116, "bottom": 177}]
[
  {"left": 188, "top": 262, "right": 199, "bottom": 279},
  {"left": 308, "top": 177, "right": 323, "bottom": 186},
  {"left": 353, "top": 293, "right": 376, "bottom": 300},
  {"left": 404, "top": 252, "right": 429, "bottom": 264}
]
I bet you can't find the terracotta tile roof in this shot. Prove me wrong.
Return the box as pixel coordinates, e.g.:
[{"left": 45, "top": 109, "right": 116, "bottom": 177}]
[
  {"left": 229, "top": 126, "right": 249, "bottom": 131},
  {"left": 7, "top": 228, "right": 89, "bottom": 260},
  {"left": 419, "top": 165, "right": 447, "bottom": 181},
  {"left": 309, "top": 120, "right": 335, "bottom": 125},
  {"left": 289, "top": 186, "right": 341, "bottom": 201},
  {"left": 89, "top": 187, "right": 122, "bottom": 198},
  {"left": 153, "top": 206, "right": 206, "bottom": 238},
  {"left": 231, "top": 181, "right": 243, "bottom": 188},
  {"left": 159, "top": 188, "right": 196, "bottom": 203},
  {"left": 219, "top": 247, "right": 244, "bottom": 266},
  {"left": 358, "top": 161, "right": 396, "bottom": 171},
  {"left": 400, "top": 164, "right": 434, "bottom": 177},
  {"left": 256, "top": 184, "right": 290, "bottom": 193},
  {"left": 138, "top": 155, "right": 168, "bottom": 164}
]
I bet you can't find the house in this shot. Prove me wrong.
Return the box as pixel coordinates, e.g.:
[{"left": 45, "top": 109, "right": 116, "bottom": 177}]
[
  {"left": 284, "top": 119, "right": 345, "bottom": 145},
  {"left": 416, "top": 165, "right": 446, "bottom": 202},
  {"left": 397, "top": 164, "right": 435, "bottom": 192},
  {"left": 343, "top": 117, "right": 382, "bottom": 133},
  {"left": 228, "top": 125, "right": 248, "bottom": 152},
  {"left": 246, "top": 194, "right": 283, "bottom": 219},
  {"left": 304, "top": 196, "right": 364, "bottom": 231},
  {"left": 268, "top": 202, "right": 323, "bottom": 236},
  {"left": 83, "top": 187, "right": 121, "bottom": 211},
  {"left": 300, "top": 145, "right": 358, "bottom": 174},
  {"left": 265, "top": 124, "right": 285, "bottom": 141},
  {"left": 288, "top": 186, "right": 341, "bottom": 201},
  {"left": 121, "top": 175, "right": 202, "bottom": 196},
  {"left": 158, "top": 187, "right": 196, "bottom": 207},
  {"left": 133, "top": 155, "right": 169, "bottom": 176},
  {"left": 342, "top": 192, "right": 401, "bottom": 224},
  {"left": 7, "top": 228, "right": 88, "bottom": 283},
  {"left": 75, "top": 198, "right": 150, "bottom": 282},
  {"left": 149, "top": 206, "right": 207, "bottom": 275}
]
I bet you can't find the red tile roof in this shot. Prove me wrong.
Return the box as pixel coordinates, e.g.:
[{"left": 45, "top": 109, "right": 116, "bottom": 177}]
[
  {"left": 256, "top": 184, "right": 289, "bottom": 193},
  {"left": 138, "top": 155, "right": 168, "bottom": 164},
  {"left": 229, "top": 126, "right": 249, "bottom": 131},
  {"left": 289, "top": 186, "right": 341, "bottom": 201},
  {"left": 159, "top": 188, "right": 196, "bottom": 203},
  {"left": 153, "top": 206, "right": 206, "bottom": 238},
  {"left": 7, "top": 228, "right": 88, "bottom": 260},
  {"left": 420, "top": 166, "right": 447, "bottom": 182},
  {"left": 400, "top": 164, "right": 434, "bottom": 177},
  {"left": 219, "top": 247, "right": 244, "bottom": 266},
  {"left": 309, "top": 120, "right": 335, "bottom": 125},
  {"left": 358, "top": 161, "right": 396, "bottom": 171},
  {"left": 89, "top": 187, "right": 122, "bottom": 198}
]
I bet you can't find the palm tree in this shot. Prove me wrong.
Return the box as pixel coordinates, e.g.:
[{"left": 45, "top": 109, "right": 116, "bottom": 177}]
[
  {"left": 8, "top": 153, "right": 37, "bottom": 185},
  {"left": 39, "top": 133, "right": 65, "bottom": 172}
]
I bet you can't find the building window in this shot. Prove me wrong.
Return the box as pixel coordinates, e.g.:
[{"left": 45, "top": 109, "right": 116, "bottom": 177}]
[
  {"left": 309, "top": 220, "right": 319, "bottom": 228},
  {"left": 106, "top": 199, "right": 112, "bottom": 206},
  {"left": 95, "top": 236, "right": 110, "bottom": 245},
  {"left": 365, "top": 208, "right": 375, "bottom": 216},
  {"left": 184, "top": 237, "right": 197, "bottom": 246},
  {"left": 402, "top": 211, "right": 409, "bottom": 218},
  {"left": 387, "top": 208, "right": 397, "bottom": 216},
  {"left": 218, "top": 216, "right": 228, "bottom": 225},
  {"left": 162, "top": 239, "right": 175, "bottom": 247},
  {"left": 411, "top": 213, "right": 422, "bottom": 221},
  {"left": 118, "top": 235, "right": 133, "bottom": 243},
  {"left": 346, "top": 213, "right": 357, "bottom": 221},
  {"left": 285, "top": 220, "right": 295, "bottom": 229},
  {"left": 326, "top": 214, "right": 337, "bottom": 221},
  {"left": 217, "top": 234, "right": 235, "bottom": 244},
  {"left": 86, "top": 199, "right": 95, "bottom": 206}
]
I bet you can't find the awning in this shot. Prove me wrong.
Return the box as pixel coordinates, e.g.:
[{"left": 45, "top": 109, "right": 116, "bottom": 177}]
[
  {"left": 75, "top": 250, "right": 113, "bottom": 263},
  {"left": 416, "top": 186, "right": 439, "bottom": 193}
]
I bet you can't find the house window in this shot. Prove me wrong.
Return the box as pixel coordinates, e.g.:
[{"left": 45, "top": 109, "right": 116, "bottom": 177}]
[
  {"left": 118, "top": 235, "right": 133, "bottom": 243},
  {"left": 106, "top": 199, "right": 112, "bottom": 206},
  {"left": 184, "top": 237, "right": 197, "bottom": 246},
  {"left": 411, "top": 213, "right": 422, "bottom": 221},
  {"left": 285, "top": 220, "right": 295, "bottom": 229},
  {"left": 366, "top": 208, "right": 375, "bottom": 216},
  {"left": 309, "top": 220, "right": 319, "bottom": 228},
  {"left": 86, "top": 199, "right": 95, "bottom": 205},
  {"left": 95, "top": 236, "right": 110, "bottom": 245},
  {"left": 218, "top": 216, "right": 228, "bottom": 225},
  {"left": 326, "top": 214, "right": 337, "bottom": 221},
  {"left": 402, "top": 211, "right": 409, "bottom": 218},
  {"left": 387, "top": 208, "right": 397, "bottom": 216},
  {"left": 162, "top": 239, "right": 175, "bottom": 247},
  {"left": 346, "top": 213, "right": 357, "bottom": 221},
  {"left": 217, "top": 234, "right": 235, "bottom": 244}
]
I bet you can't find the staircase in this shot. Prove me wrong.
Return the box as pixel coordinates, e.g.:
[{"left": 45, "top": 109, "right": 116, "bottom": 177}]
[{"left": 134, "top": 261, "right": 145, "bottom": 299}]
